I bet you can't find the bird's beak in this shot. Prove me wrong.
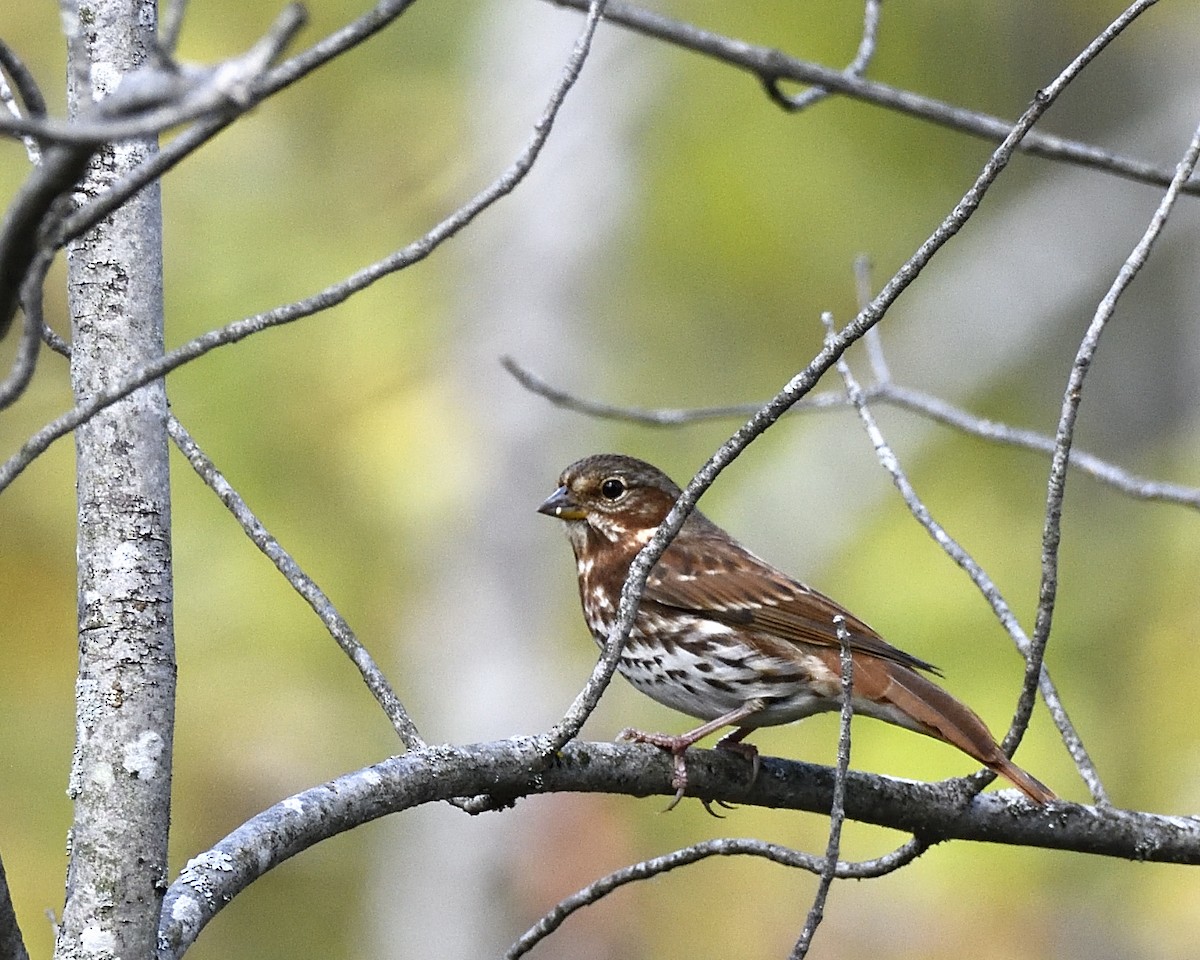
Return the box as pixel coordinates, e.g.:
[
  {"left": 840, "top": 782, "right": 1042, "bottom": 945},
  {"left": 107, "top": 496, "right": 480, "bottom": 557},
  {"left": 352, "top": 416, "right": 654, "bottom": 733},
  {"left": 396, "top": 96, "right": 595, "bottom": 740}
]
[{"left": 538, "top": 485, "right": 586, "bottom": 520}]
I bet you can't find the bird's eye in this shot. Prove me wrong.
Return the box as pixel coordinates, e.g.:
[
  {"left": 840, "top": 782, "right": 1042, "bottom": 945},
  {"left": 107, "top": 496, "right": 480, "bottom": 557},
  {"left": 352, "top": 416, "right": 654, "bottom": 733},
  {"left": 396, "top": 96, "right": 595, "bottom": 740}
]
[{"left": 599, "top": 477, "right": 627, "bottom": 501}]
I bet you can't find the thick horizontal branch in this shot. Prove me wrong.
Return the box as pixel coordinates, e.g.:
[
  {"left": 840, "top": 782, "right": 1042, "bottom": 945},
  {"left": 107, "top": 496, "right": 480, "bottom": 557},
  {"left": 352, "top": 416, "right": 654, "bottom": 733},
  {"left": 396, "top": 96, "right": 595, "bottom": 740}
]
[
  {"left": 544, "top": 0, "right": 1195, "bottom": 196},
  {"left": 158, "top": 738, "right": 1200, "bottom": 958}
]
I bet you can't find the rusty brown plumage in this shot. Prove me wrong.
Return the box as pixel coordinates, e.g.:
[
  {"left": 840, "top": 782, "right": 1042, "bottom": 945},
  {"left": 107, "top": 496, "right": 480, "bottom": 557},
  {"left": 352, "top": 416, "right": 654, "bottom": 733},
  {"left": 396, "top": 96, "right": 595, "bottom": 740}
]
[{"left": 539, "top": 453, "right": 1054, "bottom": 806}]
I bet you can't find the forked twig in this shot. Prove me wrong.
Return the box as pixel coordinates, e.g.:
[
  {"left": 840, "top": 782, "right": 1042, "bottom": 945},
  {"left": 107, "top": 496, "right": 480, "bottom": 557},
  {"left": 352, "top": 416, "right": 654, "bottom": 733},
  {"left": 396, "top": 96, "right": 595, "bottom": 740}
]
[{"left": 766, "top": 0, "right": 881, "bottom": 113}]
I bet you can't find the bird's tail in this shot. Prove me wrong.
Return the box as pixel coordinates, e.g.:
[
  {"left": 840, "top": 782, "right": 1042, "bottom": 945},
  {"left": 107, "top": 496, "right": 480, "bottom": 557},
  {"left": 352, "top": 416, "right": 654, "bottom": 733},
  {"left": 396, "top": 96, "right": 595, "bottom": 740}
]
[
  {"left": 984, "top": 753, "right": 1056, "bottom": 805},
  {"left": 864, "top": 660, "right": 1056, "bottom": 804}
]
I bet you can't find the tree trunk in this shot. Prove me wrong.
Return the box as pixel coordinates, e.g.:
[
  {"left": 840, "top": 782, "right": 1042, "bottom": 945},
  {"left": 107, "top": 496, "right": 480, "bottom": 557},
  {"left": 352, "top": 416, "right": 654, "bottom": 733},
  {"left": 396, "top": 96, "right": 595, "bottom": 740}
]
[{"left": 56, "top": 2, "right": 176, "bottom": 958}]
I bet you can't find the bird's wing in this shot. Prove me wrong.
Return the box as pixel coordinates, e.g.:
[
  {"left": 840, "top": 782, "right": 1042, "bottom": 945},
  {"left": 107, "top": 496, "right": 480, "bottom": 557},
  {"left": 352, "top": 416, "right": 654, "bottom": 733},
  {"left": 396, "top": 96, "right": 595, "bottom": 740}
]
[{"left": 645, "top": 533, "right": 942, "bottom": 676}]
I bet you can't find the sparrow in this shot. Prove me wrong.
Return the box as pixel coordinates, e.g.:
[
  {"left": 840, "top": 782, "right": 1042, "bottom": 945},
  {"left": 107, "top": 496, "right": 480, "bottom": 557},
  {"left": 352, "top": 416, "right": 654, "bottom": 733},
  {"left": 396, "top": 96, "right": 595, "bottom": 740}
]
[{"left": 539, "top": 453, "right": 1054, "bottom": 806}]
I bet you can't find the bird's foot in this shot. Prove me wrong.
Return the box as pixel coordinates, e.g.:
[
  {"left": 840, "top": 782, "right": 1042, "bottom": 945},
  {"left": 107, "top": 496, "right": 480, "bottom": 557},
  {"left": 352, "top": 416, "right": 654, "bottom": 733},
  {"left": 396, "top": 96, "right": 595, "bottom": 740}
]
[{"left": 618, "top": 727, "right": 696, "bottom": 812}]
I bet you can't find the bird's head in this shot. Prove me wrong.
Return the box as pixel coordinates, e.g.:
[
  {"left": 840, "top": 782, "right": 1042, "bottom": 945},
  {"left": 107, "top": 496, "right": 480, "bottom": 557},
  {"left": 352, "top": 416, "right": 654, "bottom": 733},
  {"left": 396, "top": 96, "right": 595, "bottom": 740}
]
[{"left": 538, "top": 454, "right": 691, "bottom": 548}]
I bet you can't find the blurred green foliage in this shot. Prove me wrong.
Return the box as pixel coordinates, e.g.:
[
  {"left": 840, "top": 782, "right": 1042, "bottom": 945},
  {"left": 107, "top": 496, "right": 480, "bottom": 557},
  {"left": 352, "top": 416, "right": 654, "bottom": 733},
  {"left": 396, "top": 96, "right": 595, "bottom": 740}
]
[{"left": 2, "top": 1, "right": 1199, "bottom": 958}]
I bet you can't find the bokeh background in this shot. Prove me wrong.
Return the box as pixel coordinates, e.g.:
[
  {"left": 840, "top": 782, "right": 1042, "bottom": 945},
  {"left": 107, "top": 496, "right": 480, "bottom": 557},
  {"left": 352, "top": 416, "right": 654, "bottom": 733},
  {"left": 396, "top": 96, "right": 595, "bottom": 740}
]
[{"left": 3, "top": 1, "right": 1200, "bottom": 958}]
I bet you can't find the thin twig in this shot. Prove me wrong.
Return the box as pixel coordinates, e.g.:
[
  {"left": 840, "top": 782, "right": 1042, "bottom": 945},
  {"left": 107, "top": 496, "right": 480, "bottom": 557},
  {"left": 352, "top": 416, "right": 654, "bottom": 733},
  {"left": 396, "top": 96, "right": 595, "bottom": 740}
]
[
  {"left": 766, "top": 0, "right": 881, "bottom": 113},
  {"left": 158, "top": 0, "right": 190, "bottom": 58},
  {"left": 503, "top": 356, "right": 1200, "bottom": 512},
  {"left": 0, "top": 249, "right": 51, "bottom": 409},
  {"left": 0, "top": 851, "right": 30, "bottom": 960},
  {"left": 507, "top": 833, "right": 924, "bottom": 960},
  {"left": 878, "top": 383, "right": 1200, "bottom": 511},
  {"left": 0, "top": 38, "right": 46, "bottom": 163},
  {"left": 166, "top": 415, "right": 424, "bottom": 749},
  {"left": 502, "top": 354, "right": 854, "bottom": 422},
  {"left": 790, "top": 618, "right": 855, "bottom": 960},
  {"left": 1012, "top": 117, "right": 1200, "bottom": 757},
  {"left": 853, "top": 257, "right": 891, "bottom": 382},
  {"left": 544, "top": 0, "right": 1192, "bottom": 195}
]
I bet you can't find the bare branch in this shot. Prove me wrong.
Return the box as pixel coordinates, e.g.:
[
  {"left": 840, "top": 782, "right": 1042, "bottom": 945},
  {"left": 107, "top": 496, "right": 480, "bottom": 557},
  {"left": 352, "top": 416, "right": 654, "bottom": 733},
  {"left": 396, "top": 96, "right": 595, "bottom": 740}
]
[
  {"left": 502, "top": 353, "right": 853, "bottom": 422},
  {"left": 790, "top": 619, "right": 855, "bottom": 959},
  {"left": 544, "top": 0, "right": 1194, "bottom": 196},
  {"left": 166, "top": 415, "right": 424, "bottom": 750},
  {"left": 507, "top": 832, "right": 924, "bottom": 960},
  {"left": 0, "top": 41, "right": 47, "bottom": 119},
  {"left": 766, "top": 0, "right": 880, "bottom": 114},
  {"left": 157, "top": 738, "right": 1200, "bottom": 958},
  {"left": 0, "top": 38, "right": 46, "bottom": 164},
  {"left": 0, "top": 851, "right": 30, "bottom": 960},
  {"left": 503, "top": 357, "right": 1200, "bottom": 513},
  {"left": 878, "top": 383, "right": 1200, "bottom": 511},
  {"left": 158, "top": 0, "right": 190, "bottom": 58},
  {"left": 1014, "top": 117, "right": 1200, "bottom": 754},
  {"left": 0, "top": 248, "right": 52, "bottom": 410}
]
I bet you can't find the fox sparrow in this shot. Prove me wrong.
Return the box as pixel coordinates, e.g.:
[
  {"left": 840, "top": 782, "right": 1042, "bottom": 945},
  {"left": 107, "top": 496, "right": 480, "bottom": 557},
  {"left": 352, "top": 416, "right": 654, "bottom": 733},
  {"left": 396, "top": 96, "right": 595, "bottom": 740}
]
[{"left": 539, "top": 453, "right": 1054, "bottom": 805}]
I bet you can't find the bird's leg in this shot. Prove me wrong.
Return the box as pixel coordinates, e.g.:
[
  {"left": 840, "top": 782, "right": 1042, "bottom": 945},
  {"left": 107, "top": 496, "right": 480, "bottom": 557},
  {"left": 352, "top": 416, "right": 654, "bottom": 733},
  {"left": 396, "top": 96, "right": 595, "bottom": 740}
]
[{"left": 619, "top": 699, "right": 766, "bottom": 811}]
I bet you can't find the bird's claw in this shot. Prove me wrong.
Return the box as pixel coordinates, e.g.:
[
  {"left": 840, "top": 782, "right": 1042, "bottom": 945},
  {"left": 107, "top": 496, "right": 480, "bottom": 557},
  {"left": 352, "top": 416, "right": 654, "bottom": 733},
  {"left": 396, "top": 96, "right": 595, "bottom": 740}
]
[{"left": 620, "top": 727, "right": 697, "bottom": 811}]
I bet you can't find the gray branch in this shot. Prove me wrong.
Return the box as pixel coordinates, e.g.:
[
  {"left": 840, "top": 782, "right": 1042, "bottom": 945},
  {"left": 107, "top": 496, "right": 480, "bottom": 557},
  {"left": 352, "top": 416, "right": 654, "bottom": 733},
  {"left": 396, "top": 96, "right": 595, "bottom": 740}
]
[
  {"left": 166, "top": 414, "right": 424, "bottom": 750},
  {"left": 501, "top": 358, "right": 1200, "bottom": 513},
  {"left": 507, "top": 835, "right": 928, "bottom": 959},
  {"left": 544, "top": 0, "right": 1196, "bottom": 196},
  {"left": 157, "top": 739, "right": 1200, "bottom": 959},
  {"left": 1013, "top": 116, "right": 1200, "bottom": 761}
]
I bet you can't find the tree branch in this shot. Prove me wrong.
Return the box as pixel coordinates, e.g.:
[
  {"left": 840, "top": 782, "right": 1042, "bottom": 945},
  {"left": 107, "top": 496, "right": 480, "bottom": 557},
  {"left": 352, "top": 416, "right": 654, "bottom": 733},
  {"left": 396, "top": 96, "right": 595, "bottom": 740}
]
[
  {"left": 166, "top": 414, "right": 424, "bottom": 750},
  {"left": 766, "top": 0, "right": 880, "bottom": 114},
  {"left": 1013, "top": 116, "right": 1200, "bottom": 756},
  {"left": 506, "top": 833, "right": 926, "bottom": 960},
  {"left": 543, "top": 0, "right": 1193, "bottom": 195},
  {"left": 156, "top": 739, "right": 1200, "bottom": 958},
  {"left": 791, "top": 620, "right": 855, "bottom": 959},
  {"left": 501, "top": 357, "right": 1200, "bottom": 513}
]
